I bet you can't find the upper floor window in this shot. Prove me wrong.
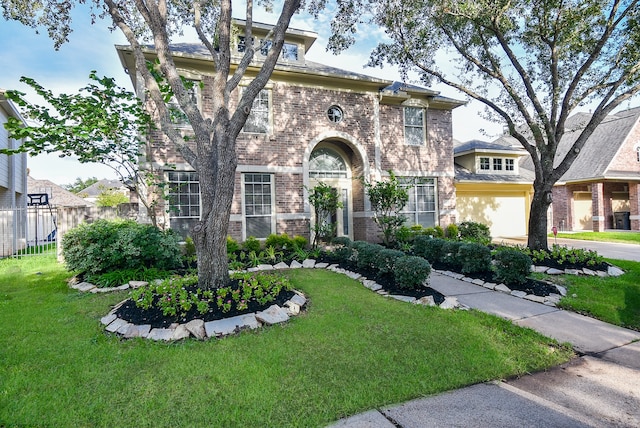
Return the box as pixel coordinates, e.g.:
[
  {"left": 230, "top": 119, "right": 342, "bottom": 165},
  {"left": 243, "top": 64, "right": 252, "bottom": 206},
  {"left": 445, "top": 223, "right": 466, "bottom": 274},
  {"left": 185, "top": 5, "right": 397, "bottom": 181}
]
[
  {"left": 505, "top": 158, "right": 515, "bottom": 171},
  {"left": 238, "top": 36, "right": 299, "bottom": 61},
  {"left": 479, "top": 157, "right": 490, "bottom": 170},
  {"left": 636, "top": 145, "right": 640, "bottom": 162},
  {"left": 168, "top": 80, "right": 200, "bottom": 127},
  {"left": 282, "top": 43, "right": 298, "bottom": 60},
  {"left": 493, "top": 158, "right": 503, "bottom": 171},
  {"left": 404, "top": 107, "right": 425, "bottom": 146},
  {"left": 242, "top": 89, "right": 271, "bottom": 134},
  {"left": 167, "top": 171, "right": 200, "bottom": 219}
]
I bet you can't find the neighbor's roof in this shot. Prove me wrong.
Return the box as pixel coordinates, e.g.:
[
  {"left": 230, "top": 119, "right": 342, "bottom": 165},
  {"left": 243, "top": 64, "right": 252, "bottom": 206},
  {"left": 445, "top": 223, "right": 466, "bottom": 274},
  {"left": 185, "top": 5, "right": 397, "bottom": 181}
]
[
  {"left": 27, "top": 176, "right": 94, "bottom": 207},
  {"left": 454, "top": 139, "right": 528, "bottom": 156},
  {"left": 509, "top": 106, "right": 640, "bottom": 182},
  {"left": 454, "top": 162, "right": 535, "bottom": 184},
  {"left": 80, "top": 179, "right": 126, "bottom": 197}
]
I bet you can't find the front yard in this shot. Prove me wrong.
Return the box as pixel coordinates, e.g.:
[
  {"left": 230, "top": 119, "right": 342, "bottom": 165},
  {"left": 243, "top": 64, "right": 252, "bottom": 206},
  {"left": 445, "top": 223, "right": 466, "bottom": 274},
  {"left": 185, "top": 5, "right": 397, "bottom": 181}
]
[{"left": 0, "top": 256, "right": 572, "bottom": 427}]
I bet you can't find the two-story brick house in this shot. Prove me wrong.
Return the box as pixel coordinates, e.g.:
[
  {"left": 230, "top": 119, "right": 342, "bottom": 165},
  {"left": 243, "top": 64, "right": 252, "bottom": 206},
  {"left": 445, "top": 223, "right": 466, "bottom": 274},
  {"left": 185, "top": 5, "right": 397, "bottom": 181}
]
[{"left": 115, "top": 20, "right": 463, "bottom": 243}]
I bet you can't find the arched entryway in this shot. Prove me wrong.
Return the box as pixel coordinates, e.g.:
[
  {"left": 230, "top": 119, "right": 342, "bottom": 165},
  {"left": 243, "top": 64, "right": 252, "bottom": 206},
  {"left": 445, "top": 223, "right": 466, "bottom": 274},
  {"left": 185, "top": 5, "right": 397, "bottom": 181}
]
[{"left": 308, "top": 143, "right": 354, "bottom": 240}]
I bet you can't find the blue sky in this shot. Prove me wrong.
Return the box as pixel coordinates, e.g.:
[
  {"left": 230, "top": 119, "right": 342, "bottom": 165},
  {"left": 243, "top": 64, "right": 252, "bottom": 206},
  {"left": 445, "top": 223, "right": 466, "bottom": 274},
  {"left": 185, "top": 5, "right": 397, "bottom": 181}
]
[{"left": 0, "top": 4, "right": 499, "bottom": 185}]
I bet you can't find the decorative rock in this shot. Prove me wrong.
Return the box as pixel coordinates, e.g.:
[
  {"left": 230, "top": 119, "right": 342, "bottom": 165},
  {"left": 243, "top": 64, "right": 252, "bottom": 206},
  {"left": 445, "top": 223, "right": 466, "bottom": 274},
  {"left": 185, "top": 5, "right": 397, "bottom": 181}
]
[
  {"left": 377, "top": 290, "right": 388, "bottom": 295},
  {"left": 124, "top": 324, "right": 151, "bottom": 338},
  {"left": 115, "top": 284, "right": 130, "bottom": 291},
  {"left": 273, "top": 262, "right": 289, "bottom": 270},
  {"left": 185, "top": 319, "right": 206, "bottom": 340},
  {"left": 345, "top": 271, "right": 362, "bottom": 280},
  {"left": 289, "top": 293, "right": 306, "bottom": 307},
  {"left": 101, "top": 314, "right": 117, "bottom": 326},
  {"left": 205, "top": 314, "right": 260, "bottom": 337},
  {"left": 172, "top": 324, "right": 191, "bottom": 341},
  {"left": 533, "top": 266, "right": 550, "bottom": 273},
  {"left": 555, "top": 284, "right": 567, "bottom": 296},
  {"left": 105, "top": 317, "right": 129, "bottom": 333},
  {"left": 510, "top": 290, "right": 527, "bottom": 298},
  {"left": 284, "top": 302, "right": 300, "bottom": 315},
  {"left": 582, "top": 268, "right": 597, "bottom": 276},
  {"left": 362, "top": 280, "right": 382, "bottom": 291},
  {"left": 608, "top": 265, "right": 625, "bottom": 277},
  {"left": 116, "top": 321, "right": 134, "bottom": 335},
  {"left": 494, "top": 284, "right": 511, "bottom": 293},
  {"left": 471, "top": 278, "right": 485, "bottom": 286},
  {"left": 565, "top": 269, "right": 581, "bottom": 276},
  {"left": 89, "top": 287, "right": 101, "bottom": 294},
  {"left": 415, "top": 296, "right": 436, "bottom": 306},
  {"left": 97, "top": 287, "right": 116, "bottom": 293},
  {"left": 148, "top": 328, "right": 175, "bottom": 341},
  {"left": 314, "top": 262, "right": 329, "bottom": 269},
  {"left": 461, "top": 276, "right": 474, "bottom": 283},
  {"left": 289, "top": 260, "right": 303, "bottom": 269},
  {"left": 302, "top": 259, "right": 316, "bottom": 268},
  {"left": 524, "top": 294, "right": 546, "bottom": 303},
  {"left": 76, "top": 282, "right": 96, "bottom": 292},
  {"left": 596, "top": 270, "right": 609, "bottom": 277},
  {"left": 439, "top": 296, "right": 459, "bottom": 309},
  {"left": 255, "top": 305, "right": 290, "bottom": 325},
  {"left": 482, "top": 282, "right": 496, "bottom": 290},
  {"left": 449, "top": 272, "right": 464, "bottom": 280},
  {"left": 327, "top": 264, "right": 339, "bottom": 270},
  {"left": 546, "top": 268, "right": 564, "bottom": 275},
  {"left": 129, "top": 280, "right": 148, "bottom": 289},
  {"left": 388, "top": 295, "right": 416, "bottom": 303},
  {"left": 256, "top": 264, "right": 274, "bottom": 271}
]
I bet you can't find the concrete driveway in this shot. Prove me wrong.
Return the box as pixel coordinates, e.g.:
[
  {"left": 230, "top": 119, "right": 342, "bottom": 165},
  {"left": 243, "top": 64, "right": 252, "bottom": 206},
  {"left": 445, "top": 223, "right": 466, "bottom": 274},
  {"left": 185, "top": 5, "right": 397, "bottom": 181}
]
[{"left": 494, "top": 236, "right": 640, "bottom": 262}]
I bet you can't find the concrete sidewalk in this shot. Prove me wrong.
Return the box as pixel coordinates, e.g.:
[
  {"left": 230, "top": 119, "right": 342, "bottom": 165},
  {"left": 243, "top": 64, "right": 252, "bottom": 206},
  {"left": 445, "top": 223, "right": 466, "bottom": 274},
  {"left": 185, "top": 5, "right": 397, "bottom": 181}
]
[{"left": 329, "top": 272, "right": 640, "bottom": 428}]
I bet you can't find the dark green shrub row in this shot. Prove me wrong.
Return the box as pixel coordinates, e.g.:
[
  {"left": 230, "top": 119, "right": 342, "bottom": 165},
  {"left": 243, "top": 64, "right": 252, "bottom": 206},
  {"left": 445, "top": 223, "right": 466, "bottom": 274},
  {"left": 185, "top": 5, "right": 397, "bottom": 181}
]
[
  {"left": 395, "top": 221, "right": 491, "bottom": 249},
  {"left": 62, "top": 219, "right": 182, "bottom": 275},
  {"left": 493, "top": 249, "right": 532, "bottom": 285},
  {"left": 394, "top": 256, "right": 431, "bottom": 290}
]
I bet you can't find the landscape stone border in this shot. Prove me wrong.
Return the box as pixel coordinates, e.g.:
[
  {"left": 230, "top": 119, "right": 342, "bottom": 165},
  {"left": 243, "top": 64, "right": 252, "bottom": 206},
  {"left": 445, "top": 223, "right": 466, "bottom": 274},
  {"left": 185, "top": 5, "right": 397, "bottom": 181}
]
[{"left": 73, "top": 259, "right": 623, "bottom": 342}]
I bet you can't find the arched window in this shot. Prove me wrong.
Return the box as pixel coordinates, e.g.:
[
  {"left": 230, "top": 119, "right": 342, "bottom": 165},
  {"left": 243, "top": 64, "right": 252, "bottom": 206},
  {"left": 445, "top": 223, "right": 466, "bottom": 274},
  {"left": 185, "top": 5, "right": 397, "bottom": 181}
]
[{"left": 309, "top": 147, "right": 348, "bottom": 178}]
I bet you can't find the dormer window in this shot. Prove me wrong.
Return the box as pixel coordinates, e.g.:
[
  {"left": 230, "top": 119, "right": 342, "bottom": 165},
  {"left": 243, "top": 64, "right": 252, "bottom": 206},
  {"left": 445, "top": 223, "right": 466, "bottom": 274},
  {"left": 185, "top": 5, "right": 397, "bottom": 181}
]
[
  {"left": 479, "top": 157, "right": 490, "bottom": 170},
  {"left": 478, "top": 156, "right": 517, "bottom": 173},
  {"left": 282, "top": 43, "right": 298, "bottom": 60},
  {"left": 493, "top": 158, "right": 503, "bottom": 171},
  {"left": 505, "top": 158, "right": 514, "bottom": 171}
]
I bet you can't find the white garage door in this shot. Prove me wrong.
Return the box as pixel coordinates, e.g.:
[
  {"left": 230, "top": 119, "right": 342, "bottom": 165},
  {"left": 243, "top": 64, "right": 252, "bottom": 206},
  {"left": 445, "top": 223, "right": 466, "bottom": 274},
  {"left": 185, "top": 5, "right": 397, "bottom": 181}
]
[
  {"left": 573, "top": 193, "right": 593, "bottom": 231},
  {"left": 457, "top": 193, "right": 527, "bottom": 238}
]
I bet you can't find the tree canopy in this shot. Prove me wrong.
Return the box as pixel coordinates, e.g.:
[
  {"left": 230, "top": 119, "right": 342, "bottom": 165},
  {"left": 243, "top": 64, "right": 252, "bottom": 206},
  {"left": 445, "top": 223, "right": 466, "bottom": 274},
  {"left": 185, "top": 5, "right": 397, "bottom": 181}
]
[{"left": 324, "top": 0, "right": 640, "bottom": 249}]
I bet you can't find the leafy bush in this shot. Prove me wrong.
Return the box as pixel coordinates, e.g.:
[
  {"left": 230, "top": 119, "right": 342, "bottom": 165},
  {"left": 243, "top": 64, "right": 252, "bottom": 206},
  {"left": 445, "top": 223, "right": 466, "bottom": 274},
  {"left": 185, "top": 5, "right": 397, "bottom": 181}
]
[
  {"left": 226, "top": 236, "right": 240, "bottom": 254},
  {"left": 457, "top": 243, "right": 492, "bottom": 275},
  {"left": 130, "top": 272, "right": 292, "bottom": 318},
  {"left": 375, "top": 248, "right": 405, "bottom": 275},
  {"left": 458, "top": 221, "right": 492, "bottom": 245},
  {"left": 394, "top": 226, "right": 414, "bottom": 246},
  {"left": 413, "top": 236, "right": 446, "bottom": 264},
  {"left": 62, "top": 219, "right": 182, "bottom": 275},
  {"left": 441, "top": 241, "right": 464, "bottom": 270},
  {"left": 493, "top": 249, "right": 532, "bottom": 285},
  {"left": 242, "top": 236, "right": 262, "bottom": 253},
  {"left": 352, "top": 241, "right": 384, "bottom": 270},
  {"left": 331, "top": 236, "right": 352, "bottom": 247},
  {"left": 394, "top": 256, "right": 431, "bottom": 290},
  {"left": 330, "top": 244, "right": 354, "bottom": 262},
  {"left": 445, "top": 223, "right": 459, "bottom": 240},
  {"left": 292, "top": 235, "right": 308, "bottom": 250},
  {"left": 523, "top": 244, "right": 604, "bottom": 267},
  {"left": 265, "top": 233, "right": 295, "bottom": 252}
]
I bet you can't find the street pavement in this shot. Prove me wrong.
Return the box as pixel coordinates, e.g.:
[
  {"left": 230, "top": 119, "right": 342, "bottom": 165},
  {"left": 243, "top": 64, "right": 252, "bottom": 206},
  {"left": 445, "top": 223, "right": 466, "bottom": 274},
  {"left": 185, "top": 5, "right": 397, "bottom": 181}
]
[
  {"left": 494, "top": 235, "right": 640, "bottom": 262},
  {"left": 328, "top": 271, "right": 640, "bottom": 428}
]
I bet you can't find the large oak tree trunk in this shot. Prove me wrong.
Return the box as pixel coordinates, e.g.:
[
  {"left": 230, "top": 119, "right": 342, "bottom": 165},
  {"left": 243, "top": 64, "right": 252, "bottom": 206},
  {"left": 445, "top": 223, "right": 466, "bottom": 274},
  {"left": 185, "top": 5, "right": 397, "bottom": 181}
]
[{"left": 527, "top": 185, "right": 553, "bottom": 250}]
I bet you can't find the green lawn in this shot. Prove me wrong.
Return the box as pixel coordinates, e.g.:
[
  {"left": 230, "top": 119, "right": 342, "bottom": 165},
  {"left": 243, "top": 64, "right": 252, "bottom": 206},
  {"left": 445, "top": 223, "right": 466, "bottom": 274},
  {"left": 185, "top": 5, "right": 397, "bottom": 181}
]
[
  {"left": 0, "top": 256, "right": 572, "bottom": 427},
  {"left": 555, "top": 259, "right": 640, "bottom": 331},
  {"left": 553, "top": 231, "right": 640, "bottom": 245}
]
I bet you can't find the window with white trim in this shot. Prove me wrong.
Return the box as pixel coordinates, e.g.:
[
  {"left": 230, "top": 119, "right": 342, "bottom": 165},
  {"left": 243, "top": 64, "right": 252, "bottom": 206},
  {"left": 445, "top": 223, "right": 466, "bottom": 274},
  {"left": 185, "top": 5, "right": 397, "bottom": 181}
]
[
  {"left": 400, "top": 177, "right": 437, "bottom": 228},
  {"left": 242, "top": 89, "right": 270, "bottom": 134},
  {"left": 493, "top": 158, "right": 503, "bottom": 171},
  {"left": 479, "top": 157, "right": 490, "bottom": 170},
  {"left": 167, "top": 171, "right": 200, "bottom": 237},
  {"left": 505, "top": 158, "right": 515, "bottom": 171},
  {"left": 168, "top": 80, "right": 200, "bottom": 127},
  {"left": 309, "top": 147, "right": 348, "bottom": 178},
  {"left": 404, "top": 107, "right": 426, "bottom": 146},
  {"left": 243, "top": 173, "right": 275, "bottom": 239}
]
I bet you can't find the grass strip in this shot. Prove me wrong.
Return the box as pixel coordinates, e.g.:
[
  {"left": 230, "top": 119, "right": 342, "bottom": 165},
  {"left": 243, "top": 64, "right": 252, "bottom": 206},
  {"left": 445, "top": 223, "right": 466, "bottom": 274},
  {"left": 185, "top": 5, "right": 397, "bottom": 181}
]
[
  {"left": 1, "top": 256, "right": 572, "bottom": 427},
  {"left": 552, "top": 231, "right": 640, "bottom": 245}
]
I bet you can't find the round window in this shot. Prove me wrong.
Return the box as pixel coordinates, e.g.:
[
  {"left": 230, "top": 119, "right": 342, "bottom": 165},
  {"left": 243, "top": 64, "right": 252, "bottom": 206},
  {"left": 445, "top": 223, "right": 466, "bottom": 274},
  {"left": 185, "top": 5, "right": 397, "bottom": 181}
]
[{"left": 327, "top": 105, "right": 344, "bottom": 123}]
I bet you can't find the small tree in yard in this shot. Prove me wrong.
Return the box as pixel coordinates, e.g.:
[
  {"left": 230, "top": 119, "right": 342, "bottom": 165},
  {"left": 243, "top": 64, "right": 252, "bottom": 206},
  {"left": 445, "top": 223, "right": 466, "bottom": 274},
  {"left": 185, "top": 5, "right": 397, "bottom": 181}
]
[
  {"left": 324, "top": 0, "right": 640, "bottom": 250},
  {"left": 362, "top": 171, "right": 409, "bottom": 246},
  {"left": 2, "top": 0, "right": 305, "bottom": 290},
  {"left": 307, "top": 182, "right": 343, "bottom": 248}
]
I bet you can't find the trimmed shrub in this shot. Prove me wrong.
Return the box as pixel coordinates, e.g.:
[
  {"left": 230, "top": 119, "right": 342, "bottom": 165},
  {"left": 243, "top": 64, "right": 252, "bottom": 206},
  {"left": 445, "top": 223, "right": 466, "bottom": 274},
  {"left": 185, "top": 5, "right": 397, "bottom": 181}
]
[
  {"left": 414, "top": 236, "right": 446, "bottom": 264},
  {"left": 265, "top": 233, "right": 296, "bottom": 251},
  {"left": 441, "top": 241, "right": 464, "bottom": 270},
  {"left": 331, "top": 244, "right": 354, "bottom": 262},
  {"left": 352, "top": 241, "right": 384, "bottom": 270},
  {"left": 226, "top": 236, "right": 240, "bottom": 254},
  {"left": 292, "top": 235, "right": 308, "bottom": 249},
  {"left": 493, "top": 248, "right": 532, "bottom": 285},
  {"left": 331, "top": 236, "right": 352, "bottom": 247},
  {"left": 242, "top": 236, "right": 262, "bottom": 253},
  {"left": 375, "top": 248, "right": 405, "bottom": 275},
  {"left": 62, "top": 219, "right": 182, "bottom": 275},
  {"left": 458, "top": 221, "right": 491, "bottom": 245},
  {"left": 394, "top": 256, "right": 431, "bottom": 290},
  {"left": 445, "top": 223, "right": 459, "bottom": 240},
  {"left": 457, "top": 243, "right": 492, "bottom": 275}
]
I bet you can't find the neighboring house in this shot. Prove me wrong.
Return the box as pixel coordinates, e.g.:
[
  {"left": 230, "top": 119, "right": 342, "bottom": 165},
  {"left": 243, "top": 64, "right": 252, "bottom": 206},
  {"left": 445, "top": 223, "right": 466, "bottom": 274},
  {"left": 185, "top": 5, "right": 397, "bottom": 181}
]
[
  {"left": 0, "top": 89, "right": 28, "bottom": 256},
  {"left": 454, "top": 139, "right": 534, "bottom": 237},
  {"left": 27, "top": 176, "right": 94, "bottom": 208},
  {"left": 116, "top": 20, "right": 464, "bottom": 242},
  {"left": 79, "top": 179, "right": 130, "bottom": 204}
]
